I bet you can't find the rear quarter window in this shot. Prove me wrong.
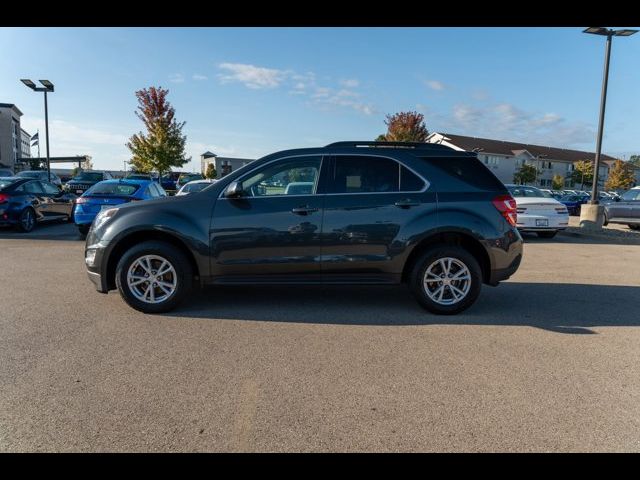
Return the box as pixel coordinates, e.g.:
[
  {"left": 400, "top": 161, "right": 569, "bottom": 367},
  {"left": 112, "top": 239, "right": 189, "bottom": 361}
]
[{"left": 420, "top": 156, "right": 505, "bottom": 191}]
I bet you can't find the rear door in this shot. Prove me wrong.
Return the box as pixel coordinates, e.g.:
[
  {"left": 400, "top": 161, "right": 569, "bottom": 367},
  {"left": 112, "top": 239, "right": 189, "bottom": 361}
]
[
  {"left": 320, "top": 154, "right": 436, "bottom": 282},
  {"left": 40, "top": 181, "right": 71, "bottom": 216}
]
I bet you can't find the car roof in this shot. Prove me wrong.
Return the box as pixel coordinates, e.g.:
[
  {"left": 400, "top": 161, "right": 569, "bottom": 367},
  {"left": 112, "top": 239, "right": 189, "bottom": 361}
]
[{"left": 96, "top": 179, "right": 152, "bottom": 187}]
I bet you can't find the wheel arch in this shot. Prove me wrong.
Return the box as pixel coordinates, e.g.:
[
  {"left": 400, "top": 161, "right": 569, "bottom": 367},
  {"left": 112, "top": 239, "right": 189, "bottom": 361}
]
[
  {"left": 105, "top": 229, "right": 200, "bottom": 291},
  {"left": 401, "top": 231, "right": 491, "bottom": 284}
]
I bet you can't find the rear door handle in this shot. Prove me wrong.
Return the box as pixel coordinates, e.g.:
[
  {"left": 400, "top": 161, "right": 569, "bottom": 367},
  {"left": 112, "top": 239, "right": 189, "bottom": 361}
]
[
  {"left": 394, "top": 199, "right": 420, "bottom": 209},
  {"left": 291, "top": 206, "right": 319, "bottom": 215}
]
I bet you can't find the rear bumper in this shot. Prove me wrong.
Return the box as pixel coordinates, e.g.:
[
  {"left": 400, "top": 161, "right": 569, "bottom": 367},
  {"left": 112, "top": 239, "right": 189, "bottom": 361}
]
[
  {"left": 489, "top": 253, "right": 522, "bottom": 285},
  {"left": 516, "top": 213, "right": 569, "bottom": 231}
]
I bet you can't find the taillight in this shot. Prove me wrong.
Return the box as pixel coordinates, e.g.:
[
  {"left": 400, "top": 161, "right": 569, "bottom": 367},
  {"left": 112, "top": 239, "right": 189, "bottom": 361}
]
[
  {"left": 75, "top": 197, "right": 89, "bottom": 204},
  {"left": 492, "top": 194, "right": 517, "bottom": 227},
  {"left": 0, "top": 193, "right": 9, "bottom": 203}
]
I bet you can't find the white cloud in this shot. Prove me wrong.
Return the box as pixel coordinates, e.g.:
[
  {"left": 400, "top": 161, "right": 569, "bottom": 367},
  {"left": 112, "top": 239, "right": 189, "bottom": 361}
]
[
  {"left": 218, "top": 63, "right": 286, "bottom": 89},
  {"left": 192, "top": 74, "right": 208, "bottom": 81},
  {"left": 169, "top": 73, "right": 185, "bottom": 83},
  {"left": 340, "top": 79, "right": 359, "bottom": 88},
  {"left": 426, "top": 80, "right": 445, "bottom": 91},
  {"left": 437, "top": 102, "right": 595, "bottom": 148}
]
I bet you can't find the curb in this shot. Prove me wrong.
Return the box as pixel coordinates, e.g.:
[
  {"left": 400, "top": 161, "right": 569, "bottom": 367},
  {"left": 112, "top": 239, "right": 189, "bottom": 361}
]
[{"left": 559, "top": 229, "right": 640, "bottom": 245}]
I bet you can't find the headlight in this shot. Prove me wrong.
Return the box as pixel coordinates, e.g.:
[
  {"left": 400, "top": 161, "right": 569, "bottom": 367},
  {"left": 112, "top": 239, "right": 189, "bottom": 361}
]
[
  {"left": 85, "top": 248, "right": 97, "bottom": 267},
  {"left": 93, "top": 208, "right": 118, "bottom": 230}
]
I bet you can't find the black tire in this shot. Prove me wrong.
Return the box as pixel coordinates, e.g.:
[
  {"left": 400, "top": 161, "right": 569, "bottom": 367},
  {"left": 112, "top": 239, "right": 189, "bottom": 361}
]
[
  {"left": 16, "top": 207, "right": 36, "bottom": 233},
  {"left": 115, "top": 240, "right": 193, "bottom": 314},
  {"left": 603, "top": 212, "right": 609, "bottom": 226},
  {"left": 409, "top": 245, "right": 482, "bottom": 315},
  {"left": 537, "top": 231, "right": 558, "bottom": 239},
  {"left": 628, "top": 224, "right": 640, "bottom": 231}
]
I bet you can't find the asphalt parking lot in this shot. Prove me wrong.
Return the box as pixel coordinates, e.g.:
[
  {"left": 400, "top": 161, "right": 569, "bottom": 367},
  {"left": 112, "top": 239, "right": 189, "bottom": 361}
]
[{"left": 1, "top": 222, "right": 640, "bottom": 452}]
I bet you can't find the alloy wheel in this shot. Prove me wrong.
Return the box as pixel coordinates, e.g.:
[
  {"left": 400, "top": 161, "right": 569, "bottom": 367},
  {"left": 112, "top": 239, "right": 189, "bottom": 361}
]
[
  {"left": 126, "top": 255, "right": 177, "bottom": 304},
  {"left": 423, "top": 257, "right": 472, "bottom": 306}
]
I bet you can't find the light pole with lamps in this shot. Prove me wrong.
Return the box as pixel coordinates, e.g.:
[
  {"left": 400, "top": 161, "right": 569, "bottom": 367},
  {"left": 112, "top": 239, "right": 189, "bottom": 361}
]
[
  {"left": 20, "top": 79, "right": 54, "bottom": 182},
  {"left": 580, "top": 27, "right": 637, "bottom": 227}
]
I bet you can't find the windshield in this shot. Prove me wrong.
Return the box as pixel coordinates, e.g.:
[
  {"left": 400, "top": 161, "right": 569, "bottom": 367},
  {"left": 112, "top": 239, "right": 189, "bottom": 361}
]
[
  {"left": 507, "top": 186, "right": 546, "bottom": 198},
  {"left": 621, "top": 189, "right": 640, "bottom": 201},
  {"left": 182, "top": 182, "right": 211, "bottom": 193},
  {"left": 86, "top": 183, "right": 139, "bottom": 196},
  {"left": 73, "top": 172, "right": 103, "bottom": 182},
  {"left": 17, "top": 171, "right": 41, "bottom": 178},
  {"left": 0, "top": 178, "right": 19, "bottom": 190},
  {"left": 179, "top": 174, "right": 202, "bottom": 182}
]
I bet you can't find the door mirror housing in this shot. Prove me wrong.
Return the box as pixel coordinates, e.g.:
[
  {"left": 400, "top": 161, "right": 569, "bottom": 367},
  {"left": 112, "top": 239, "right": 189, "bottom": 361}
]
[{"left": 225, "top": 181, "right": 244, "bottom": 199}]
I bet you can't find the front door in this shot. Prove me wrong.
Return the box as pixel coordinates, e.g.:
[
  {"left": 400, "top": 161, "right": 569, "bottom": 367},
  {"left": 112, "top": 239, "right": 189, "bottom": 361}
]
[
  {"left": 320, "top": 154, "right": 437, "bottom": 282},
  {"left": 210, "top": 155, "right": 325, "bottom": 282}
]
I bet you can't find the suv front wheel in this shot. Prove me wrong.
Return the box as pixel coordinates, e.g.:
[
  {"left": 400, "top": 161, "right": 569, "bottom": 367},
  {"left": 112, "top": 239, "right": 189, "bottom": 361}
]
[
  {"left": 115, "top": 241, "right": 193, "bottom": 313},
  {"left": 410, "top": 245, "right": 482, "bottom": 315}
]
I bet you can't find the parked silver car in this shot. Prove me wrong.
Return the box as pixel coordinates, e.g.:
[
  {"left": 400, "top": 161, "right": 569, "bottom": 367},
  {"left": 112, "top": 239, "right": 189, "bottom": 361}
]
[{"left": 603, "top": 187, "right": 640, "bottom": 230}]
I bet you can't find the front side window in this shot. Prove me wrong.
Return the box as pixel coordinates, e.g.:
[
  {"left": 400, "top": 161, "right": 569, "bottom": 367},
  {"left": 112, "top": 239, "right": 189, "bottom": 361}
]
[{"left": 240, "top": 156, "right": 321, "bottom": 197}]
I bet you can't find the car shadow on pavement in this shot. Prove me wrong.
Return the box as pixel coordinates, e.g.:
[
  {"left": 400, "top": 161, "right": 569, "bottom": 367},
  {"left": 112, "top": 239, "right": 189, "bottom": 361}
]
[
  {"left": 169, "top": 282, "right": 639, "bottom": 333},
  {"left": 0, "top": 222, "right": 83, "bottom": 241}
]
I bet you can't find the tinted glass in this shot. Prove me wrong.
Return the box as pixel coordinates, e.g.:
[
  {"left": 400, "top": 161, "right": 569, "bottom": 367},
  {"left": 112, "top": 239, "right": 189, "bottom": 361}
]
[
  {"left": 17, "top": 171, "right": 41, "bottom": 179},
  {"left": 508, "top": 186, "right": 545, "bottom": 198},
  {"left": 0, "top": 178, "right": 19, "bottom": 190},
  {"left": 330, "top": 156, "right": 399, "bottom": 194},
  {"left": 400, "top": 166, "right": 425, "bottom": 191},
  {"left": 421, "top": 156, "right": 504, "bottom": 191},
  {"left": 41, "top": 182, "right": 60, "bottom": 194},
  {"left": 241, "top": 157, "right": 321, "bottom": 197},
  {"left": 183, "top": 182, "right": 210, "bottom": 193},
  {"left": 621, "top": 189, "right": 640, "bottom": 201},
  {"left": 23, "top": 181, "right": 44, "bottom": 194},
  {"left": 87, "top": 183, "right": 139, "bottom": 196},
  {"left": 74, "top": 172, "right": 103, "bottom": 182}
]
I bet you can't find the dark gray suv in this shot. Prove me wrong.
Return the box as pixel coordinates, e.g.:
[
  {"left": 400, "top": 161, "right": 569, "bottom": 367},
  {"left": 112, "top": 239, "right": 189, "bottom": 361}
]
[{"left": 84, "top": 142, "right": 523, "bottom": 315}]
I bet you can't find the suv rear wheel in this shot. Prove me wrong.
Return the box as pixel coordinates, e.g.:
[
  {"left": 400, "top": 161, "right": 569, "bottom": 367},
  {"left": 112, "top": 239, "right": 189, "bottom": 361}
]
[
  {"left": 115, "top": 241, "right": 192, "bottom": 313},
  {"left": 410, "top": 245, "right": 482, "bottom": 315}
]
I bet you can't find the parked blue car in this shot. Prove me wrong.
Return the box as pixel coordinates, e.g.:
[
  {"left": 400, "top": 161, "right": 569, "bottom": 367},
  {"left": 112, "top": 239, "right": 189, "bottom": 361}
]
[
  {"left": 73, "top": 179, "right": 167, "bottom": 236},
  {"left": 559, "top": 194, "right": 589, "bottom": 216}
]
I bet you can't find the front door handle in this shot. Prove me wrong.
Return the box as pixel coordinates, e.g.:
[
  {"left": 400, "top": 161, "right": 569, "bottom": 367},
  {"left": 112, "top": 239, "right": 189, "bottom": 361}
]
[
  {"left": 394, "top": 199, "right": 420, "bottom": 209},
  {"left": 291, "top": 206, "right": 319, "bottom": 215}
]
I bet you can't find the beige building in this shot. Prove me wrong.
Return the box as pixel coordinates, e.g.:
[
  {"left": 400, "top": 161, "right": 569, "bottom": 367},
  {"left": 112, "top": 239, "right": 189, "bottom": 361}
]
[
  {"left": 0, "top": 103, "right": 24, "bottom": 173},
  {"left": 426, "top": 132, "right": 638, "bottom": 189},
  {"left": 200, "top": 151, "right": 255, "bottom": 179}
]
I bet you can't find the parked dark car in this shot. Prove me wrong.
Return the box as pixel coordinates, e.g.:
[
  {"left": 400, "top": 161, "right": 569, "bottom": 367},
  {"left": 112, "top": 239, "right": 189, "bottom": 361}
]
[
  {"left": 16, "top": 170, "right": 62, "bottom": 187},
  {"left": 559, "top": 194, "right": 588, "bottom": 216},
  {"left": 603, "top": 187, "right": 640, "bottom": 230},
  {"left": 160, "top": 172, "right": 183, "bottom": 191},
  {"left": 0, "top": 177, "right": 76, "bottom": 232},
  {"left": 74, "top": 179, "right": 167, "bottom": 236},
  {"left": 84, "top": 141, "right": 523, "bottom": 315},
  {"left": 0, "top": 168, "right": 14, "bottom": 177},
  {"left": 64, "top": 170, "right": 113, "bottom": 195}
]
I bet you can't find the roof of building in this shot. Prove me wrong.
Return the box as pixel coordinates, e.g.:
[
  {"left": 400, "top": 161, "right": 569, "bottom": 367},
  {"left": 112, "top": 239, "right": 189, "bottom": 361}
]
[
  {"left": 434, "top": 132, "right": 620, "bottom": 163},
  {"left": 20, "top": 128, "right": 31, "bottom": 137},
  {"left": 201, "top": 151, "right": 217, "bottom": 158},
  {"left": 0, "top": 103, "right": 23, "bottom": 116}
]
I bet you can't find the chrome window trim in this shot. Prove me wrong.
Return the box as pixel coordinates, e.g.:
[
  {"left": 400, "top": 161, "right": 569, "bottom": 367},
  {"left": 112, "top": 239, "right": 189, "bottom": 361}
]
[
  {"left": 218, "top": 152, "right": 431, "bottom": 199},
  {"left": 326, "top": 153, "right": 430, "bottom": 195}
]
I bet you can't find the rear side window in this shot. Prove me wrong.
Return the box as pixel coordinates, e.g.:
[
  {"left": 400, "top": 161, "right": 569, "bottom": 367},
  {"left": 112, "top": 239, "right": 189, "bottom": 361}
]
[
  {"left": 421, "top": 156, "right": 505, "bottom": 191},
  {"left": 23, "top": 181, "right": 44, "bottom": 194},
  {"left": 88, "top": 183, "right": 139, "bottom": 196},
  {"left": 329, "top": 156, "right": 399, "bottom": 194},
  {"left": 400, "top": 166, "right": 425, "bottom": 192}
]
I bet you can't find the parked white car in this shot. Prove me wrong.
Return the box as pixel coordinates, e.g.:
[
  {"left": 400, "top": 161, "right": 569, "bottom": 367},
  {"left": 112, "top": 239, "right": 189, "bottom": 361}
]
[
  {"left": 175, "top": 178, "right": 217, "bottom": 196},
  {"left": 505, "top": 184, "right": 569, "bottom": 238}
]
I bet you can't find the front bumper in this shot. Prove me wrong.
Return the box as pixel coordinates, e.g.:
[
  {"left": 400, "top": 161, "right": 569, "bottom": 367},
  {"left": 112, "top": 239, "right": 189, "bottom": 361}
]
[{"left": 85, "top": 242, "right": 110, "bottom": 293}]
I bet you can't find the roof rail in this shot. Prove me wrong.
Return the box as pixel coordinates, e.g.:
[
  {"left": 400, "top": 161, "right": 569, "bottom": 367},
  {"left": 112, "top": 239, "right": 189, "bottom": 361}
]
[{"left": 325, "top": 141, "right": 455, "bottom": 151}]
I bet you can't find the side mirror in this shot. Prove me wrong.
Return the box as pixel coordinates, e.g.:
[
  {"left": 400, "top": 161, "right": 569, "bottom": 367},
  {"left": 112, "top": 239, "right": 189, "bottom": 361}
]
[{"left": 225, "top": 181, "right": 244, "bottom": 199}]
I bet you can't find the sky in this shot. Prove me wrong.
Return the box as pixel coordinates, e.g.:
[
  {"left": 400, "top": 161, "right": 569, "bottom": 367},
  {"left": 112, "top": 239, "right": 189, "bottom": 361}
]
[{"left": 1, "top": 27, "right": 639, "bottom": 172}]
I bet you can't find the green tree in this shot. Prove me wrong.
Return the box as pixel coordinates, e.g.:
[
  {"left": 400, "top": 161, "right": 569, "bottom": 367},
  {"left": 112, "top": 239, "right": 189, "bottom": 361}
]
[
  {"left": 71, "top": 166, "right": 80, "bottom": 177},
  {"left": 376, "top": 111, "right": 429, "bottom": 142},
  {"left": 628, "top": 155, "right": 640, "bottom": 168},
  {"left": 605, "top": 160, "right": 636, "bottom": 191},
  {"left": 126, "top": 86, "right": 189, "bottom": 178},
  {"left": 571, "top": 160, "right": 594, "bottom": 190},
  {"left": 205, "top": 162, "right": 217, "bottom": 179},
  {"left": 513, "top": 163, "right": 538, "bottom": 185},
  {"left": 552, "top": 174, "right": 565, "bottom": 190}
]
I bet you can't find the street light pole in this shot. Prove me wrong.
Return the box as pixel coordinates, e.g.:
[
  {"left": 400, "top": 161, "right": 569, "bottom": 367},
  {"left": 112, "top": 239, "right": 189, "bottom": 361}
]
[
  {"left": 44, "top": 90, "right": 51, "bottom": 182},
  {"left": 20, "top": 79, "right": 55, "bottom": 182},
  {"left": 579, "top": 27, "right": 637, "bottom": 228}
]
